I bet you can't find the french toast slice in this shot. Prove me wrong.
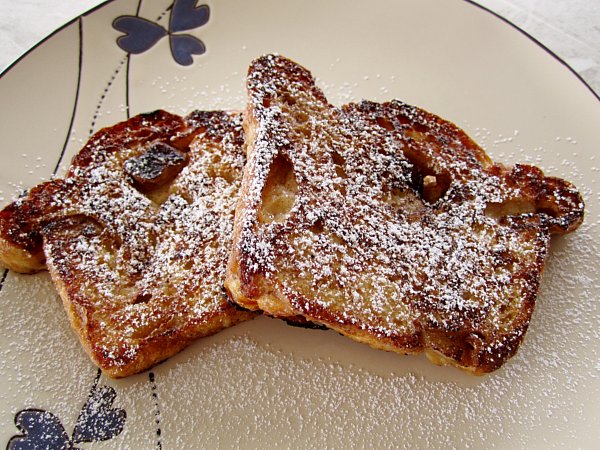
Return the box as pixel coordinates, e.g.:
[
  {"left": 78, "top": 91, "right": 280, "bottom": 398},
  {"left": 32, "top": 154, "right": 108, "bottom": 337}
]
[
  {"left": 0, "top": 110, "right": 256, "bottom": 377},
  {"left": 225, "top": 54, "right": 584, "bottom": 374}
]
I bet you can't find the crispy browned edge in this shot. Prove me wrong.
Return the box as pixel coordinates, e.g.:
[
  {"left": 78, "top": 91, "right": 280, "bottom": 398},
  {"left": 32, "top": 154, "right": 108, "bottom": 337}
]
[
  {"left": 225, "top": 54, "right": 585, "bottom": 375},
  {"left": 51, "top": 262, "right": 251, "bottom": 379},
  {"left": 0, "top": 110, "right": 256, "bottom": 378}
]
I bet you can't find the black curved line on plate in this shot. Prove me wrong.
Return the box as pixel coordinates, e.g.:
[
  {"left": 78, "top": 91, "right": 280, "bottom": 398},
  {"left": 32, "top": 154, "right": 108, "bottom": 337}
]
[
  {"left": 125, "top": 58, "right": 131, "bottom": 120},
  {"left": 0, "top": 0, "right": 597, "bottom": 102},
  {"left": 125, "top": 0, "right": 144, "bottom": 119},
  {"left": 124, "top": 1, "right": 172, "bottom": 120},
  {"left": 51, "top": 17, "right": 83, "bottom": 177},
  {"left": 0, "top": 0, "right": 117, "bottom": 79},
  {"left": 148, "top": 372, "right": 163, "bottom": 450},
  {"left": 125, "top": 6, "right": 165, "bottom": 446},
  {"left": 0, "top": 269, "right": 8, "bottom": 293},
  {"left": 88, "top": 368, "right": 102, "bottom": 401},
  {"left": 89, "top": 57, "right": 128, "bottom": 136},
  {"left": 463, "top": 0, "right": 599, "bottom": 102},
  {"left": 91, "top": 0, "right": 169, "bottom": 133}
]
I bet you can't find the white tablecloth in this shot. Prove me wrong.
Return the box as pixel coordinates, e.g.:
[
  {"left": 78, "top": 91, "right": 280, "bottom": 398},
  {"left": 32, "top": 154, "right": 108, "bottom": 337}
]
[{"left": 1, "top": 0, "right": 598, "bottom": 94}]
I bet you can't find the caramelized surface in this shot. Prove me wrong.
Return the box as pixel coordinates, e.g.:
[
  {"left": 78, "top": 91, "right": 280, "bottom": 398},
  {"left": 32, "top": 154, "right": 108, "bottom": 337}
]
[
  {"left": 0, "top": 110, "right": 255, "bottom": 377},
  {"left": 226, "top": 55, "right": 584, "bottom": 374}
]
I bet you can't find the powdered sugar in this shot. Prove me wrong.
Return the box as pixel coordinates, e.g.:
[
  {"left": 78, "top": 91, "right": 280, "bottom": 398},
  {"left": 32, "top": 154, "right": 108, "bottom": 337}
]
[
  {"left": 0, "top": 53, "right": 597, "bottom": 448},
  {"left": 4, "top": 110, "right": 253, "bottom": 374},
  {"left": 1, "top": 236, "right": 598, "bottom": 448},
  {"left": 233, "top": 55, "right": 585, "bottom": 372}
]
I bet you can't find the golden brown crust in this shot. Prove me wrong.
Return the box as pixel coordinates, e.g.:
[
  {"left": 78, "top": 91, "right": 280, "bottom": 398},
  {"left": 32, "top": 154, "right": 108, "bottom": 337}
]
[
  {"left": 0, "top": 110, "right": 255, "bottom": 377},
  {"left": 0, "top": 180, "right": 67, "bottom": 272},
  {"left": 225, "top": 54, "right": 585, "bottom": 374}
]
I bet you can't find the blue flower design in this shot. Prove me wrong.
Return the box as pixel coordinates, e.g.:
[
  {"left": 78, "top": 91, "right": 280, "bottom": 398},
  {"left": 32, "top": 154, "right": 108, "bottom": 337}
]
[
  {"left": 113, "top": 0, "right": 210, "bottom": 66},
  {"left": 7, "top": 379, "right": 126, "bottom": 449}
]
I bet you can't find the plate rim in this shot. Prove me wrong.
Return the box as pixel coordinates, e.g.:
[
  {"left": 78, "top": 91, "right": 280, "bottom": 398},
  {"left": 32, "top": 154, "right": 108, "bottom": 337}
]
[{"left": 0, "top": 0, "right": 598, "bottom": 447}]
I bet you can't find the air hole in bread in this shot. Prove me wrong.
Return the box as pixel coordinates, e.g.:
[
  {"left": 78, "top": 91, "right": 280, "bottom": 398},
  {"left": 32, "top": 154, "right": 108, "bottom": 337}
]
[
  {"left": 309, "top": 219, "right": 324, "bottom": 234},
  {"left": 413, "top": 122, "right": 429, "bottom": 133},
  {"left": 484, "top": 199, "right": 538, "bottom": 220},
  {"left": 133, "top": 292, "right": 152, "bottom": 304},
  {"left": 403, "top": 151, "right": 451, "bottom": 204},
  {"left": 376, "top": 116, "right": 395, "bottom": 131},
  {"left": 331, "top": 151, "right": 347, "bottom": 179},
  {"left": 536, "top": 203, "right": 560, "bottom": 218},
  {"left": 396, "top": 114, "right": 411, "bottom": 126},
  {"left": 258, "top": 153, "right": 298, "bottom": 224},
  {"left": 463, "top": 332, "right": 485, "bottom": 360},
  {"left": 421, "top": 175, "right": 449, "bottom": 204}
]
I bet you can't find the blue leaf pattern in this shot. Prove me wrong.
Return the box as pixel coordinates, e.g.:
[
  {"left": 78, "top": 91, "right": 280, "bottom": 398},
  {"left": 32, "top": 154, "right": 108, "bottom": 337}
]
[
  {"left": 113, "top": 17, "right": 168, "bottom": 54},
  {"left": 7, "top": 409, "right": 75, "bottom": 450},
  {"left": 170, "top": 0, "right": 210, "bottom": 33},
  {"left": 112, "top": 0, "right": 210, "bottom": 66},
  {"left": 72, "top": 385, "right": 126, "bottom": 443},
  {"left": 8, "top": 376, "right": 125, "bottom": 448},
  {"left": 170, "top": 34, "right": 207, "bottom": 66}
]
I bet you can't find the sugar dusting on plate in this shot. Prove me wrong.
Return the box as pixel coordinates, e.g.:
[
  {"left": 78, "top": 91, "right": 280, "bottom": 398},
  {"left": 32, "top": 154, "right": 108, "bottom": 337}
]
[
  {"left": 0, "top": 64, "right": 598, "bottom": 447},
  {"left": 101, "top": 217, "right": 600, "bottom": 447},
  {"left": 0, "top": 170, "right": 598, "bottom": 448}
]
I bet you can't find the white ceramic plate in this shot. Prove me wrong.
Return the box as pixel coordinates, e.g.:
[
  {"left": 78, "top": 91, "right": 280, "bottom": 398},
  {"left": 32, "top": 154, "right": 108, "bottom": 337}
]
[{"left": 1, "top": 0, "right": 599, "bottom": 448}]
